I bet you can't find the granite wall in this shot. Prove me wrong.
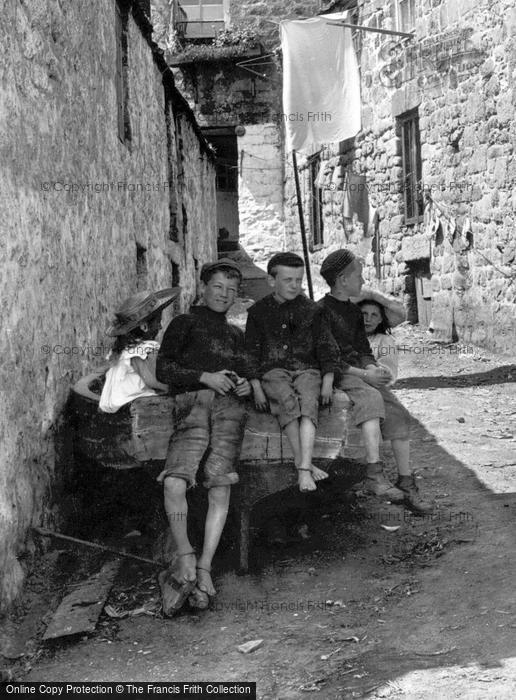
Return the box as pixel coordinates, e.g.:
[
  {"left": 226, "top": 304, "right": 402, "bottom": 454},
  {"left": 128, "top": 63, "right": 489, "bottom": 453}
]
[
  {"left": 0, "top": 0, "right": 216, "bottom": 609},
  {"left": 292, "top": 0, "right": 516, "bottom": 346}
]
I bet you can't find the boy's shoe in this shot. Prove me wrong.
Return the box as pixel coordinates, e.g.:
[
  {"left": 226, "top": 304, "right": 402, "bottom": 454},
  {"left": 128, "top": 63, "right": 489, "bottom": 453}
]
[
  {"left": 395, "top": 475, "right": 434, "bottom": 515},
  {"left": 363, "top": 461, "right": 404, "bottom": 501}
]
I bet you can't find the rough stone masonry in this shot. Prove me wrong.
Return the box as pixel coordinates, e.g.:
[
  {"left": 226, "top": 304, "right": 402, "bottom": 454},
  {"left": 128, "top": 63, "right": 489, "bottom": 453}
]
[
  {"left": 0, "top": 0, "right": 216, "bottom": 609},
  {"left": 164, "top": 0, "right": 515, "bottom": 347},
  {"left": 288, "top": 0, "right": 516, "bottom": 349}
]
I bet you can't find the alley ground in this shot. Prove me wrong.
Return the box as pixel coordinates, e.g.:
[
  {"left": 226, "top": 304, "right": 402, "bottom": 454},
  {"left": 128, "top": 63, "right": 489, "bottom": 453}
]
[{"left": 1, "top": 325, "right": 516, "bottom": 699}]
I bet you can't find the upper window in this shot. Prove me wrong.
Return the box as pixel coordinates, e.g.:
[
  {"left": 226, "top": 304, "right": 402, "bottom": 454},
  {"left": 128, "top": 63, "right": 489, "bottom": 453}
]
[
  {"left": 180, "top": 0, "right": 228, "bottom": 39},
  {"left": 395, "top": 0, "right": 416, "bottom": 33},
  {"left": 398, "top": 109, "right": 423, "bottom": 224},
  {"left": 115, "top": 0, "right": 131, "bottom": 145}
]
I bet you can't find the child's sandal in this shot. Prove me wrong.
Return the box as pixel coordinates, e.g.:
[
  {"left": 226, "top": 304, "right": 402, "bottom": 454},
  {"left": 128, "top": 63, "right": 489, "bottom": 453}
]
[
  {"left": 158, "top": 550, "right": 197, "bottom": 617},
  {"left": 189, "top": 565, "right": 212, "bottom": 610}
]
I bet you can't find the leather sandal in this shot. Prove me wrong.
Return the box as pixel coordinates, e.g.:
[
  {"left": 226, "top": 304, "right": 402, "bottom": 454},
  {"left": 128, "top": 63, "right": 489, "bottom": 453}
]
[
  {"left": 188, "top": 565, "right": 213, "bottom": 610},
  {"left": 158, "top": 551, "right": 197, "bottom": 617}
]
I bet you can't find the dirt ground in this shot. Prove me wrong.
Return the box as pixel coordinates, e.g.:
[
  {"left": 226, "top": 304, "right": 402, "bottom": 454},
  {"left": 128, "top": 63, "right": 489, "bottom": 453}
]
[{"left": 1, "top": 325, "right": 516, "bottom": 699}]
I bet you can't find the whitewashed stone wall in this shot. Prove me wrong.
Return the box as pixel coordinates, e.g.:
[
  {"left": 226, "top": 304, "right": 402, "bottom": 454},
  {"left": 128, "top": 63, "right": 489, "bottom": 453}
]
[{"left": 238, "top": 124, "right": 285, "bottom": 271}]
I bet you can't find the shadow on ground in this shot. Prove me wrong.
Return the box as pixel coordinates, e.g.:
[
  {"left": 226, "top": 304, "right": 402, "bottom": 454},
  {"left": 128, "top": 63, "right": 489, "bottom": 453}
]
[
  {"left": 396, "top": 364, "right": 516, "bottom": 389},
  {"left": 5, "top": 378, "right": 516, "bottom": 699}
]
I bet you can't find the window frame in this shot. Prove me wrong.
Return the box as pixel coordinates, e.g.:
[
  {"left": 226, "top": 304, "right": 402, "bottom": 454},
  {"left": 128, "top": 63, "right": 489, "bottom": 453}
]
[
  {"left": 395, "top": 0, "right": 416, "bottom": 33},
  {"left": 398, "top": 108, "right": 423, "bottom": 225},
  {"left": 180, "top": 0, "right": 230, "bottom": 40},
  {"left": 115, "top": 0, "right": 131, "bottom": 145}
]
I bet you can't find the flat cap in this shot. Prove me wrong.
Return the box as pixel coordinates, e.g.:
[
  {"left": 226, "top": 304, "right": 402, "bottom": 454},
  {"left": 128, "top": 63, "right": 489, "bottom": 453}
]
[
  {"left": 200, "top": 258, "right": 242, "bottom": 282},
  {"left": 320, "top": 249, "right": 356, "bottom": 284},
  {"left": 267, "top": 252, "right": 305, "bottom": 275}
]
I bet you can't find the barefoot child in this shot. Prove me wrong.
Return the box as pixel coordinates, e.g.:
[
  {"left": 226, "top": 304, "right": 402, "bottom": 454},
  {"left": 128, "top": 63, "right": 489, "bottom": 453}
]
[
  {"left": 155, "top": 259, "right": 251, "bottom": 614},
  {"left": 99, "top": 288, "right": 180, "bottom": 413},
  {"left": 245, "top": 252, "right": 340, "bottom": 492},
  {"left": 318, "top": 249, "right": 432, "bottom": 514}
]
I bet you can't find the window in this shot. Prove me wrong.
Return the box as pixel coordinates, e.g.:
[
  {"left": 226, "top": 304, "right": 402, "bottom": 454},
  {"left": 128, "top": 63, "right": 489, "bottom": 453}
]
[
  {"left": 180, "top": 0, "right": 228, "bottom": 39},
  {"left": 309, "top": 154, "right": 324, "bottom": 249},
  {"left": 396, "top": 0, "right": 416, "bottom": 32},
  {"left": 398, "top": 109, "right": 423, "bottom": 224},
  {"left": 115, "top": 0, "right": 131, "bottom": 144},
  {"left": 136, "top": 244, "right": 147, "bottom": 290}
]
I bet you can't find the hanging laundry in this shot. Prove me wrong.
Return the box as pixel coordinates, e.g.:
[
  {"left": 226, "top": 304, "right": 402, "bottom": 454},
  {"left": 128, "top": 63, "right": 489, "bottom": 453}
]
[
  {"left": 331, "top": 163, "right": 346, "bottom": 190},
  {"left": 460, "top": 216, "right": 473, "bottom": 249},
  {"left": 281, "top": 11, "right": 361, "bottom": 153},
  {"left": 314, "top": 160, "right": 329, "bottom": 189},
  {"left": 342, "top": 171, "right": 370, "bottom": 234},
  {"left": 367, "top": 203, "right": 379, "bottom": 237}
]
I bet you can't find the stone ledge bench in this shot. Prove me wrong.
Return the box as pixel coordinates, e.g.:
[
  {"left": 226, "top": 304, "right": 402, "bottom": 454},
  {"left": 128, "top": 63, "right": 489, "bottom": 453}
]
[{"left": 71, "top": 372, "right": 361, "bottom": 571}]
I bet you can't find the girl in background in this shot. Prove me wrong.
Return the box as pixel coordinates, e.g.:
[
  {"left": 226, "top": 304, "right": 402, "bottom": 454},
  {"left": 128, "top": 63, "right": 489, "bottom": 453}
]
[{"left": 357, "top": 289, "right": 405, "bottom": 385}]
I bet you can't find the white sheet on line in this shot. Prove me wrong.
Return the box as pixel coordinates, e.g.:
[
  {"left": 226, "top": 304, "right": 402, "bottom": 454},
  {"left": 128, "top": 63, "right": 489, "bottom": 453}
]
[{"left": 281, "top": 12, "right": 361, "bottom": 153}]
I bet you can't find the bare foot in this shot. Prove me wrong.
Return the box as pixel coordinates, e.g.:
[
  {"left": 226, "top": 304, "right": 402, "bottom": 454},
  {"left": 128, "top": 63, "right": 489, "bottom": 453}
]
[
  {"left": 311, "top": 465, "right": 329, "bottom": 481},
  {"left": 297, "top": 469, "right": 317, "bottom": 492},
  {"left": 196, "top": 564, "right": 216, "bottom": 597},
  {"left": 176, "top": 552, "right": 196, "bottom": 583}
]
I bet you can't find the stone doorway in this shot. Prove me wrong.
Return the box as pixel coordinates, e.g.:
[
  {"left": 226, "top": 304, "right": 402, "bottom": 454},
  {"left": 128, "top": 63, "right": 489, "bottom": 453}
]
[
  {"left": 202, "top": 127, "right": 239, "bottom": 252},
  {"left": 407, "top": 258, "right": 432, "bottom": 328}
]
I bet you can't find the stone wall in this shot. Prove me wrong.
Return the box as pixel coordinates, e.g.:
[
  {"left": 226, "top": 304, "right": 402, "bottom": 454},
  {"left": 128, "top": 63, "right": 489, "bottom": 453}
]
[
  {"left": 167, "top": 0, "right": 324, "bottom": 271},
  {"left": 292, "top": 0, "right": 516, "bottom": 346},
  {"left": 160, "top": 0, "right": 516, "bottom": 344},
  {"left": 170, "top": 52, "right": 285, "bottom": 269},
  {"left": 238, "top": 124, "right": 285, "bottom": 269},
  {"left": 0, "top": 0, "right": 215, "bottom": 609}
]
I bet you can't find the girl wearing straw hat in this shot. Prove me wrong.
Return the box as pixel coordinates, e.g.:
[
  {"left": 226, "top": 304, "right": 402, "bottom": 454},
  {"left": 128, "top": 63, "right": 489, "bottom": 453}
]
[{"left": 99, "top": 288, "right": 180, "bottom": 413}]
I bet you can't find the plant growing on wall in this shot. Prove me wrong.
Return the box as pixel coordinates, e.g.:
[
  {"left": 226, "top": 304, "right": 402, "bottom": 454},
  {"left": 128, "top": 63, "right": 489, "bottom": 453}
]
[
  {"left": 168, "top": 21, "right": 261, "bottom": 64},
  {"left": 212, "top": 22, "right": 257, "bottom": 49}
]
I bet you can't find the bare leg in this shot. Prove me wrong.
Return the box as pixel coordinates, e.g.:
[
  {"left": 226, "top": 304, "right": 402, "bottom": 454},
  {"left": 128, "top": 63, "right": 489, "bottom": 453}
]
[
  {"left": 391, "top": 438, "right": 410, "bottom": 476},
  {"left": 361, "top": 418, "right": 382, "bottom": 463},
  {"left": 284, "top": 419, "right": 316, "bottom": 491},
  {"left": 299, "top": 416, "right": 328, "bottom": 481},
  {"left": 283, "top": 418, "right": 302, "bottom": 465},
  {"left": 196, "top": 485, "right": 231, "bottom": 596},
  {"left": 163, "top": 476, "right": 196, "bottom": 582}
]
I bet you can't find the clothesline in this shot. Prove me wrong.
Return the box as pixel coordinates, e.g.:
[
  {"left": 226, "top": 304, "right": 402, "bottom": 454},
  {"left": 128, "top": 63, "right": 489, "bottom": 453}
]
[
  {"left": 262, "top": 16, "right": 414, "bottom": 39},
  {"left": 425, "top": 194, "right": 515, "bottom": 283}
]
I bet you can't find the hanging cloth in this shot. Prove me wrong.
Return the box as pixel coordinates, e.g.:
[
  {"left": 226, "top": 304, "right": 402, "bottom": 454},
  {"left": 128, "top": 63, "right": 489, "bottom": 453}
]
[
  {"left": 281, "top": 11, "right": 361, "bottom": 153},
  {"left": 342, "top": 171, "right": 370, "bottom": 233}
]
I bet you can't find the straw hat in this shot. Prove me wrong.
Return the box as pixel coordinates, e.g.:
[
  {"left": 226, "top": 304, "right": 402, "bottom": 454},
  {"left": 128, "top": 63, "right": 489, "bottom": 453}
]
[
  {"left": 353, "top": 287, "right": 406, "bottom": 328},
  {"left": 106, "top": 287, "right": 181, "bottom": 336}
]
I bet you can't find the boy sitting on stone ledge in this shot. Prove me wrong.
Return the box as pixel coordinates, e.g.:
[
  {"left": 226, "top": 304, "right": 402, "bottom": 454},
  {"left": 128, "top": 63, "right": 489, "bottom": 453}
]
[
  {"left": 155, "top": 259, "right": 251, "bottom": 614},
  {"left": 318, "top": 249, "right": 432, "bottom": 514},
  {"left": 245, "top": 252, "right": 341, "bottom": 492}
]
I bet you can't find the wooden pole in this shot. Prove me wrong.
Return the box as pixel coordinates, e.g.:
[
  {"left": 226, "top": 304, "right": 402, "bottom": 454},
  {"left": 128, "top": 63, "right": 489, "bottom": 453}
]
[
  {"left": 324, "top": 20, "right": 414, "bottom": 39},
  {"left": 34, "top": 527, "right": 163, "bottom": 567},
  {"left": 292, "top": 150, "right": 314, "bottom": 300}
]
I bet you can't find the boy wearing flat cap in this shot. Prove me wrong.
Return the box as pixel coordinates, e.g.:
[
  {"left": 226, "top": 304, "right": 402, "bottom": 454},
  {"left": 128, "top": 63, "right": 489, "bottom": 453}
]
[
  {"left": 245, "top": 252, "right": 340, "bottom": 492},
  {"left": 156, "top": 259, "right": 251, "bottom": 614},
  {"left": 318, "top": 249, "right": 432, "bottom": 514}
]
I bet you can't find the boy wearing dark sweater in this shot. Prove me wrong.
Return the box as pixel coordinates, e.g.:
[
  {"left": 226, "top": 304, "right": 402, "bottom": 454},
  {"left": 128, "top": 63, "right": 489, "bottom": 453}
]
[
  {"left": 245, "top": 252, "right": 340, "bottom": 492},
  {"left": 318, "top": 249, "right": 432, "bottom": 514},
  {"left": 156, "top": 259, "right": 251, "bottom": 613}
]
